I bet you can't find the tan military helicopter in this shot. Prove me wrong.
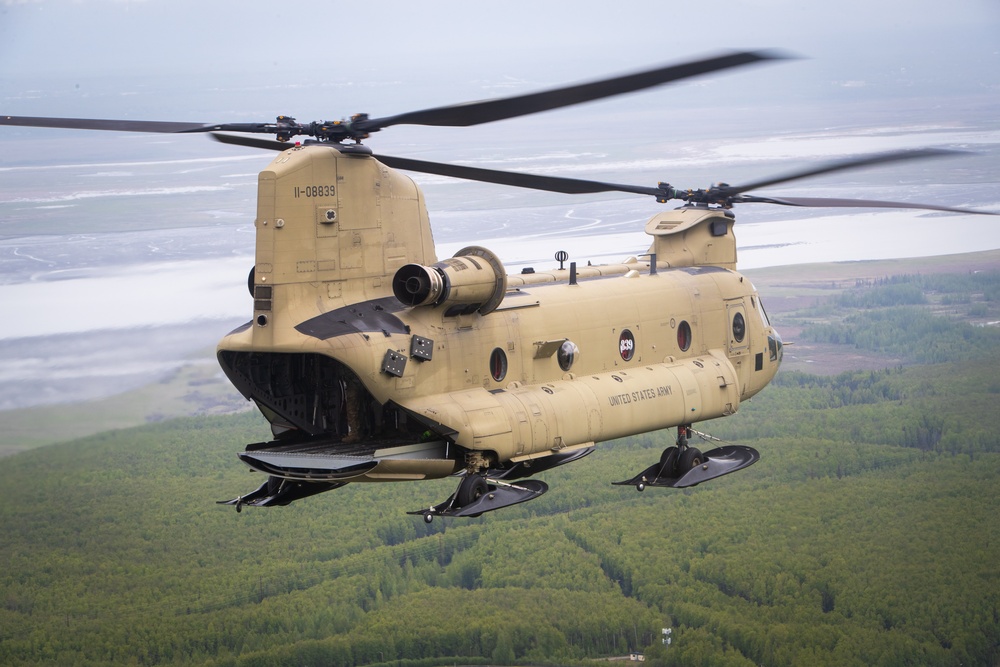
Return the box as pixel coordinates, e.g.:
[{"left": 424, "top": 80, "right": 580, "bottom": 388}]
[{"left": 3, "top": 52, "right": 994, "bottom": 520}]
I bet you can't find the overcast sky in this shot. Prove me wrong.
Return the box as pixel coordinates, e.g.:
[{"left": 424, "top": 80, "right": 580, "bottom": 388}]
[
  {"left": 1, "top": 0, "right": 997, "bottom": 74},
  {"left": 2, "top": 0, "right": 998, "bottom": 114}
]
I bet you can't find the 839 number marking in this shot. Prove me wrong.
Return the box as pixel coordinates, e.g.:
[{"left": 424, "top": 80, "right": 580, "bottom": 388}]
[{"left": 619, "top": 329, "right": 635, "bottom": 361}]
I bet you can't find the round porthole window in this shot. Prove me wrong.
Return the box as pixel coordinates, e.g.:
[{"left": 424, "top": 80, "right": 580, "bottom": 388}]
[
  {"left": 677, "top": 321, "right": 692, "bottom": 351},
  {"left": 732, "top": 311, "right": 746, "bottom": 343},
  {"left": 558, "top": 340, "right": 578, "bottom": 371},
  {"left": 489, "top": 348, "right": 507, "bottom": 382},
  {"left": 619, "top": 329, "right": 635, "bottom": 361}
]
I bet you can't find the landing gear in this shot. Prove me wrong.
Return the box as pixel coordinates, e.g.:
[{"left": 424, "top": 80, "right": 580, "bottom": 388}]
[
  {"left": 614, "top": 425, "right": 758, "bottom": 490},
  {"left": 409, "top": 448, "right": 597, "bottom": 521},
  {"left": 659, "top": 446, "right": 678, "bottom": 470},
  {"left": 456, "top": 474, "right": 489, "bottom": 507},
  {"left": 653, "top": 427, "right": 704, "bottom": 482},
  {"left": 219, "top": 476, "right": 348, "bottom": 509},
  {"left": 678, "top": 443, "right": 704, "bottom": 473},
  {"left": 409, "top": 472, "right": 548, "bottom": 522}
]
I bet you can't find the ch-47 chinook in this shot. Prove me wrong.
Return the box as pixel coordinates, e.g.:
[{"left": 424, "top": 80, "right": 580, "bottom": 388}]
[{"left": 4, "top": 51, "right": 996, "bottom": 520}]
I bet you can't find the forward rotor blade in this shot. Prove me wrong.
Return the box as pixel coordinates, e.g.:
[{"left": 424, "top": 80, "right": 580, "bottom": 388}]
[
  {"left": 374, "top": 154, "right": 662, "bottom": 197},
  {"left": 0, "top": 115, "right": 215, "bottom": 133},
  {"left": 738, "top": 194, "right": 998, "bottom": 215},
  {"left": 363, "top": 50, "right": 786, "bottom": 131},
  {"left": 724, "top": 148, "right": 963, "bottom": 195}
]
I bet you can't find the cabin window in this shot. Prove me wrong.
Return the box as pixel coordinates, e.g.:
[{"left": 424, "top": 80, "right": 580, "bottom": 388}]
[
  {"left": 754, "top": 292, "right": 771, "bottom": 327},
  {"left": 732, "top": 312, "right": 746, "bottom": 343},
  {"left": 677, "top": 320, "right": 692, "bottom": 352},
  {"left": 558, "top": 340, "right": 578, "bottom": 371},
  {"left": 489, "top": 348, "right": 508, "bottom": 382}
]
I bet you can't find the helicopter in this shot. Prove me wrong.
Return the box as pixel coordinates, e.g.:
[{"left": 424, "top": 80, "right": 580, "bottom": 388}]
[{"left": 3, "top": 51, "right": 995, "bottom": 521}]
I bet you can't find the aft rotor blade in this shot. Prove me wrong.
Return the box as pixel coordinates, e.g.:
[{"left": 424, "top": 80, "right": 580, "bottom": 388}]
[
  {"left": 363, "top": 50, "right": 786, "bottom": 131},
  {"left": 211, "top": 133, "right": 293, "bottom": 151},
  {"left": 374, "top": 154, "right": 662, "bottom": 197},
  {"left": 739, "top": 194, "right": 998, "bottom": 215},
  {"left": 724, "top": 148, "right": 963, "bottom": 196},
  {"left": 208, "top": 135, "right": 997, "bottom": 215},
  {"left": 209, "top": 136, "right": 660, "bottom": 196},
  {"left": 3, "top": 51, "right": 787, "bottom": 141},
  {"left": 0, "top": 115, "right": 215, "bottom": 133}
]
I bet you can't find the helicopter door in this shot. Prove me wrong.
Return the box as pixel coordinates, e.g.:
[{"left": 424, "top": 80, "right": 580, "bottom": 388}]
[
  {"left": 726, "top": 299, "right": 752, "bottom": 397},
  {"left": 726, "top": 300, "right": 750, "bottom": 356}
]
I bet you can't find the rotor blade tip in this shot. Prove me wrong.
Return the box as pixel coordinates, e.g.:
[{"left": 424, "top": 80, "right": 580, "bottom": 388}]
[{"left": 748, "top": 48, "right": 804, "bottom": 62}]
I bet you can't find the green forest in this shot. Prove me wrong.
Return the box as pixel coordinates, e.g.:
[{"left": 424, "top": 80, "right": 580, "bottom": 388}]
[{"left": 1, "top": 270, "right": 998, "bottom": 666}]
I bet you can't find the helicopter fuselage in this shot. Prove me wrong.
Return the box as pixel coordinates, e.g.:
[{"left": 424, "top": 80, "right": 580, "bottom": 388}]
[
  {"left": 5, "top": 52, "right": 981, "bottom": 517},
  {"left": 216, "top": 145, "right": 782, "bottom": 495}
]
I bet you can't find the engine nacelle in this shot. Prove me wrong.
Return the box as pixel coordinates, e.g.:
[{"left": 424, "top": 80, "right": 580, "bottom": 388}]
[{"left": 392, "top": 245, "right": 507, "bottom": 315}]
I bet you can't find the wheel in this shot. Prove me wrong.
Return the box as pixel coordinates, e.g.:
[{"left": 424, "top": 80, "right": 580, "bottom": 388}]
[
  {"left": 266, "top": 475, "right": 281, "bottom": 496},
  {"left": 659, "top": 446, "right": 679, "bottom": 477},
  {"left": 636, "top": 482, "right": 645, "bottom": 492},
  {"left": 679, "top": 447, "right": 704, "bottom": 472},
  {"left": 659, "top": 446, "right": 678, "bottom": 466},
  {"left": 423, "top": 513, "right": 434, "bottom": 524},
  {"left": 456, "top": 475, "right": 489, "bottom": 507}
]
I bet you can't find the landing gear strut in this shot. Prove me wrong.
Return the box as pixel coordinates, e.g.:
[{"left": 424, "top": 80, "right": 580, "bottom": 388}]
[
  {"left": 613, "top": 425, "right": 759, "bottom": 490},
  {"left": 653, "top": 425, "right": 704, "bottom": 488}
]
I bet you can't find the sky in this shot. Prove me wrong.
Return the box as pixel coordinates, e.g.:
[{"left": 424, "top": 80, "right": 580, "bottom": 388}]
[
  {"left": 0, "top": 0, "right": 996, "bottom": 71},
  {"left": 1, "top": 0, "right": 998, "bottom": 100},
  {"left": 0, "top": 0, "right": 998, "bottom": 408},
  {"left": 2, "top": 0, "right": 998, "bottom": 150}
]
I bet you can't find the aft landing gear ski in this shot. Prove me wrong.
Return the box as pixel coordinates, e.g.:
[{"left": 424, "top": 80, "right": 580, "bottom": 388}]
[
  {"left": 218, "top": 476, "right": 348, "bottom": 510},
  {"left": 407, "top": 445, "right": 593, "bottom": 522},
  {"left": 408, "top": 473, "right": 548, "bottom": 523},
  {"left": 613, "top": 425, "right": 758, "bottom": 491}
]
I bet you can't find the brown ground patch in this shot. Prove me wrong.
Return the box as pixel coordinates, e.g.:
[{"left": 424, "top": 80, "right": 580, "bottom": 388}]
[
  {"left": 742, "top": 249, "right": 1000, "bottom": 375},
  {"left": 779, "top": 339, "right": 903, "bottom": 375}
]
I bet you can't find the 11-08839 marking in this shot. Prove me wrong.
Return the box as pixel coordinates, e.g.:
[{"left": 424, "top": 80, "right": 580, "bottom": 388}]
[{"left": 293, "top": 184, "right": 336, "bottom": 198}]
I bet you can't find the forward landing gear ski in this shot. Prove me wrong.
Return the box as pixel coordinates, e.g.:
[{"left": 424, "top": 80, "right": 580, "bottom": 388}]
[{"left": 613, "top": 426, "right": 758, "bottom": 490}]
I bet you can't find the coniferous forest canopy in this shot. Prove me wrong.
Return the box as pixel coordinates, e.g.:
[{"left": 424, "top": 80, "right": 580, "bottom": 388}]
[{"left": 1, "top": 268, "right": 999, "bottom": 666}]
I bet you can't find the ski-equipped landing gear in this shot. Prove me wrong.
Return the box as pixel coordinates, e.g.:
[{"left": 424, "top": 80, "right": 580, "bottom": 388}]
[
  {"left": 613, "top": 425, "right": 758, "bottom": 491},
  {"left": 408, "top": 473, "right": 548, "bottom": 523},
  {"left": 408, "top": 446, "right": 594, "bottom": 522},
  {"left": 218, "top": 476, "right": 348, "bottom": 510}
]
